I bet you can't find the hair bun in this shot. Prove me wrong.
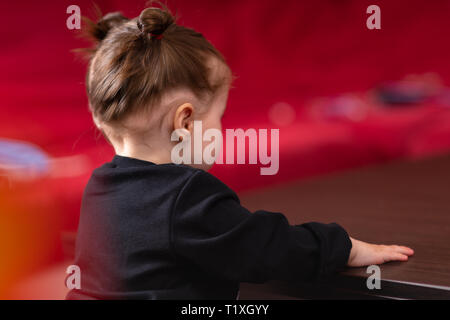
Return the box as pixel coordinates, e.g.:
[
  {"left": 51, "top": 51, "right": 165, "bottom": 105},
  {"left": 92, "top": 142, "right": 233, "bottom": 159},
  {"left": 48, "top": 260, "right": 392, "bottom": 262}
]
[
  {"left": 137, "top": 7, "right": 174, "bottom": 37},
  {"left": 89, "top": 12, "right": 129, "bottom": 42}
]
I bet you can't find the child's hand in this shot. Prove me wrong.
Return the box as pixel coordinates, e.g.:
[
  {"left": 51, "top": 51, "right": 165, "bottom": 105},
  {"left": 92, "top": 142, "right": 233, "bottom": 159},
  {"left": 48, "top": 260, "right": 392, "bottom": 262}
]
[{"left": 347, "top": 237, "right": 414, "bottom": 267}]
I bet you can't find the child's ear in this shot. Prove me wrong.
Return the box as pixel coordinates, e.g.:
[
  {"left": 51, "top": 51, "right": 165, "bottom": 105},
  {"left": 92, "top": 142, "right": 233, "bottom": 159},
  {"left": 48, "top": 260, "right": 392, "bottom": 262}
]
[{"left": 173, "top": 103, "right": 194, "bottom": 132}]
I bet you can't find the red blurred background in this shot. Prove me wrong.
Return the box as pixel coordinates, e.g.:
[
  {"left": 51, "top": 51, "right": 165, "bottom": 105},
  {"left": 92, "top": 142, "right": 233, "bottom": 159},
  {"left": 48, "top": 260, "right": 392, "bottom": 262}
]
[{"left": 1, "top": 0, "right": 450, "bottom": 299}]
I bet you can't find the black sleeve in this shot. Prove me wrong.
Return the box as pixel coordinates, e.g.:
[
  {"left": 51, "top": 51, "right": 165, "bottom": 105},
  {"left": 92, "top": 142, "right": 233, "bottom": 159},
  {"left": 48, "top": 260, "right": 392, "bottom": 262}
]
[{"left": 170, "top": 170, "right": 352, "bottom": 283}]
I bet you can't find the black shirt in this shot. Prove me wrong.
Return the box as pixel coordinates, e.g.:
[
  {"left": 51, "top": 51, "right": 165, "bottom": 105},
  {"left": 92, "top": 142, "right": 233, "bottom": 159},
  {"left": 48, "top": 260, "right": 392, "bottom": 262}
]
[{"left": 66, "top": 155, "right": 352, "bottom": 300}]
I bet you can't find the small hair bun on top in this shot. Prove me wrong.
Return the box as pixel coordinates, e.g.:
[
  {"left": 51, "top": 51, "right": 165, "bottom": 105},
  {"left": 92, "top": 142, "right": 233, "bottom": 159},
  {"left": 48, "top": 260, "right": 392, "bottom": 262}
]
[
  {"left": 90, "top": 12, "right": 129, "bottom": 42},
  {"left": 137, "top": 7, "right": 175, "bottom": 39}
]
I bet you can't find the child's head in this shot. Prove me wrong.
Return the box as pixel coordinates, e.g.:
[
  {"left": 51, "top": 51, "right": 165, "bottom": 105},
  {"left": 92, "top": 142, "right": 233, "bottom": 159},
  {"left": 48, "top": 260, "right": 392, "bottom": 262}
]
[{"left": 84, "top": 5, "right": 231, "bottom": 169}]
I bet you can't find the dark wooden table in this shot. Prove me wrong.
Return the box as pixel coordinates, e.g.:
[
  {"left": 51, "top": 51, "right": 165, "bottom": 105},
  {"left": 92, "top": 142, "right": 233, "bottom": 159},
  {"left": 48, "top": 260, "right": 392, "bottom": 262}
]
[{"left": 238, "top": 154, "right": 450, "bottom": 299}]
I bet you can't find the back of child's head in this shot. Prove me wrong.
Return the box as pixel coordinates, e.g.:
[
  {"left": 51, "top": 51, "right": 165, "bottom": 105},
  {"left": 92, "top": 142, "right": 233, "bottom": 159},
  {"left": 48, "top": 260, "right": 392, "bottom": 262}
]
[{"left": 83, "top": 4, "right": 230, "bottom": 126}]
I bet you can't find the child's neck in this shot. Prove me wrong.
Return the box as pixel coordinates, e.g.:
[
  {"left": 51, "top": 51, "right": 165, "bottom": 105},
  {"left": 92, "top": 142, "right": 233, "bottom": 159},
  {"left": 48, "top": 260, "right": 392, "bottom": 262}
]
[{"left": 113, "top": 139, "right": 173, "bottom": 165}]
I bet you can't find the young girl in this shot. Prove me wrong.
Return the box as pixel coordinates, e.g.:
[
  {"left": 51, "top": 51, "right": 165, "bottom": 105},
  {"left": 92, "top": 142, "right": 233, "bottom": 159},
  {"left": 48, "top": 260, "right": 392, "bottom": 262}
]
[{"left": 67, "top": 6, "right": 413, "bottom": 300}]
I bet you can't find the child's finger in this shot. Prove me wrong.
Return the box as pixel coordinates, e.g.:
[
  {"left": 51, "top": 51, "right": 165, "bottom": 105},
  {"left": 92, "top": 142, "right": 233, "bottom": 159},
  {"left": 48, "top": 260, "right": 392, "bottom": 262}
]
[
  {"left": 392, "top": 245, "right": 414, "bottom": 256},
  {"left": 386, "top": 252, "right": 408, "bottom": 262}
]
